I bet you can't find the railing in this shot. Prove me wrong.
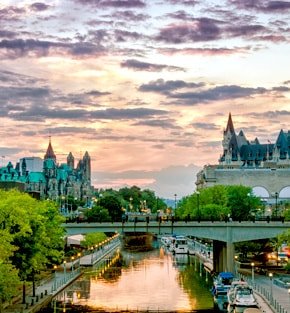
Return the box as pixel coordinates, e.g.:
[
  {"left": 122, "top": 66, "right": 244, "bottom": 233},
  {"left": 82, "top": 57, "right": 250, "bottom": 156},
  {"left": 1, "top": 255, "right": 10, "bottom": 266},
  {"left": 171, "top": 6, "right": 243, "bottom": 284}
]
[{"left": 240, "top": 274, "right": 289, "bottom": 313}]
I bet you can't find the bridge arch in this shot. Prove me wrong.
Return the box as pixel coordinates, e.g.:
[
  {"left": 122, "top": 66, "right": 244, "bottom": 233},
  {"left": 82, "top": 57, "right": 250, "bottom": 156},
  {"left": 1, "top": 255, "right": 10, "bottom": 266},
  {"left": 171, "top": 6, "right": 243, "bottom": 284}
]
[
  {"left": 252, "top": 186, "right": 269, "bottom": 198},
  {"left": 280, "top": 186, "right": 290, "bottom": 198}
]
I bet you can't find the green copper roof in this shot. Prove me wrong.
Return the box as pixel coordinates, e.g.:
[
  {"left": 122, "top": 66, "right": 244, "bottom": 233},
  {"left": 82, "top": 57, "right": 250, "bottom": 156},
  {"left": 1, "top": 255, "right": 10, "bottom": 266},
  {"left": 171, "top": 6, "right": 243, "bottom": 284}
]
[{"left": 28, "top": 172, "right": 46, "bottom": 183}]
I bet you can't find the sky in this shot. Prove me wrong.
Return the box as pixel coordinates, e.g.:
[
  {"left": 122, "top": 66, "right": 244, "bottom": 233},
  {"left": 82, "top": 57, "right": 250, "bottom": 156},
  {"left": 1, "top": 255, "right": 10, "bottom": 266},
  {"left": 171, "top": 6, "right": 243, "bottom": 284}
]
[{"left": 1, "top": 0, "right": 290, "bottom": 199}]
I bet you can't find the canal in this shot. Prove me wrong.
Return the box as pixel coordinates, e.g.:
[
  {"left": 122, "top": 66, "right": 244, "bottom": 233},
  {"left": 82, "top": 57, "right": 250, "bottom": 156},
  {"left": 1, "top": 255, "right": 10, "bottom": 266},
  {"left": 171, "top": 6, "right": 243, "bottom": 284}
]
[{"left": 46, "top": 241, "right": 215, "bottom": 312}]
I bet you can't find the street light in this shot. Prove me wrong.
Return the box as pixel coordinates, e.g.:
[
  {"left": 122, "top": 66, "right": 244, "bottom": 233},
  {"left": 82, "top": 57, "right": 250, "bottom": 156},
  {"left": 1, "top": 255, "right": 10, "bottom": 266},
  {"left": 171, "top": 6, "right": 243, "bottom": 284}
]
[
  {"left": 63, "top": 260, "right": 66, "bottom": 282},
  {"left": 251, "top": 262, "right": 255, "bottom": 285},
  {"left": 71, "top": 256, "right": 75, "bottom": 271},
  {"left": 269, "top": 272, "right": 273, "bottom": 304},
  {"left": 272, "top": 192, "right": 278, "bottom": 218},
  {"left": 53, "top": 265, "right": 57, "bottom": 291},
  {"left": 174, "top": 194, "right": 177, "bottom": 213},
  {"left": 234, "top": 255, "right": 238, "bottom": 276},
  {"left": 196, "top": 191, "right": 200, "bottom": 222}
]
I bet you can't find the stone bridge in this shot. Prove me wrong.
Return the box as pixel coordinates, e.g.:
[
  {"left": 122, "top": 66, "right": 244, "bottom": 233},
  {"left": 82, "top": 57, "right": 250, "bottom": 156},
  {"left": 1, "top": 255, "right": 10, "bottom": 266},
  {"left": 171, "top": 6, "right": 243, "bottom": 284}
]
[{"left": 64, "top": 221, "right": 289, "bottom": 273}]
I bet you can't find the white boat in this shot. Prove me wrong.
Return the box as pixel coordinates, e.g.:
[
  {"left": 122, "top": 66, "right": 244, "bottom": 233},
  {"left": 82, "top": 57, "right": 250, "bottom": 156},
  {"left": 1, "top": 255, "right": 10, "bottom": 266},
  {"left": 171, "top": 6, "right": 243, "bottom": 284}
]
[
  {"left": 212, "top": 272, "right": 234, "bottom": 311},
  {"left": 227, "top": 283, "right": 258, "bottom": 313},
  {"left": 170, "top": 235, "right": 188, "bottom": 254},
  {"left": 160, "top": 236, "right": 173, "bottom": 247}
]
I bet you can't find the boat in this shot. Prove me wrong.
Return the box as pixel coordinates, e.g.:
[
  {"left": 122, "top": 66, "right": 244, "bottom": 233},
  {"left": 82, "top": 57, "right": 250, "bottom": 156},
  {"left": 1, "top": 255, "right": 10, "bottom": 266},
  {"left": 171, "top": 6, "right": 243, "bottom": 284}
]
[
  {"left": 160, "top": 236, "right": 173, "bottom": 247},
  {"left": 212, "top": 272, "right": 235, "bottom": 296},
  {"left": 169, "top": 235, "right": 189, "bottom": 254},
  {"left": 227, "top": 283, "right": 258, "bottom": 313},
  {"left": 212, "top": 272, "right": 234, "bottom": 312}
]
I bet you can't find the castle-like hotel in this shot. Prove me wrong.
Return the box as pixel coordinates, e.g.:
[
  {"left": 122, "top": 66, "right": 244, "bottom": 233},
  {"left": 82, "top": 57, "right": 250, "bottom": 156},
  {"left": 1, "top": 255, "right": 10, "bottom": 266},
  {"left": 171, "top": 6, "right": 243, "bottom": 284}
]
[
  {"left": 0, "top": 139, "right": 92, "bottom": 200},
  {"left": 196, "top": 113, "right": 290, "bottom": 199}
]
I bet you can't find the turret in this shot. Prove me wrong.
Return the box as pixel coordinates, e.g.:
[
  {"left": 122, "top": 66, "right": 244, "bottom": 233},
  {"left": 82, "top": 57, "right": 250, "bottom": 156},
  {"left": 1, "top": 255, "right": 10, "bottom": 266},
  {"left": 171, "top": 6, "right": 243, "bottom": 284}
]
[
  {"left": 44, "top": 137, "right": 56, "bottom": 162},
  {"left": 67, "top": 152, "right": 74, "bottom": 169}
]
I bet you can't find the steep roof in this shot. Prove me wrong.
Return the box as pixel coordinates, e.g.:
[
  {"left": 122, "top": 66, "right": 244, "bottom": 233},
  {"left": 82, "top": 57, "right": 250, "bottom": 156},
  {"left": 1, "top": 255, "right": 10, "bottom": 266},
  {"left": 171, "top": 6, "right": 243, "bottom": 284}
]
[
  {"left": 225, "top": 112, "right": 235, "bottom": 134},
  {"left": 44, "top": 138, "right": 56, "bottom": 161}
]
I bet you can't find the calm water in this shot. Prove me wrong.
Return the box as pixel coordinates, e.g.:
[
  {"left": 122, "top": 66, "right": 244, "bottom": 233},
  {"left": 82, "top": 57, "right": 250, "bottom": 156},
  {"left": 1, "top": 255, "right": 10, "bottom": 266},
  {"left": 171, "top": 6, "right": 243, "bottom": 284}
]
[{"left": 53, "top": 244, "right": 214, "bottom": 312}]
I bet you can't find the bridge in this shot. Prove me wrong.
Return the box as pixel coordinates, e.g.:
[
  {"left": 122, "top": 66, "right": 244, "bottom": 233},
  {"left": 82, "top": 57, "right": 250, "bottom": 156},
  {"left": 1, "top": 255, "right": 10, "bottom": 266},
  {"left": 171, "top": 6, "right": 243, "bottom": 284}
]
[{"left": 64, "top": 221, "right": 289, "bottom": 273}]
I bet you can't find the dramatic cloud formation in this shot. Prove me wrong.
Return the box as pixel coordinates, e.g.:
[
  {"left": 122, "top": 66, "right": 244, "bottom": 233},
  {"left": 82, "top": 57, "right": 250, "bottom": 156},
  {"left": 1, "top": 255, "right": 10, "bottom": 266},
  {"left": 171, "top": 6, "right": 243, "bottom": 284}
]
[{"left": 1, "top": 0, "right": 290, "bottom": 198}]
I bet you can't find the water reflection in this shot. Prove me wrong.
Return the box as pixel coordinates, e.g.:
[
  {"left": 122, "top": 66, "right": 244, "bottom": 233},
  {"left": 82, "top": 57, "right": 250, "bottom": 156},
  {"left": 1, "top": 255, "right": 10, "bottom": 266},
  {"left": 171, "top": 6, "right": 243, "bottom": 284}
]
[{"left": 54, "top": 245, "right": 214, "bottom": 312}]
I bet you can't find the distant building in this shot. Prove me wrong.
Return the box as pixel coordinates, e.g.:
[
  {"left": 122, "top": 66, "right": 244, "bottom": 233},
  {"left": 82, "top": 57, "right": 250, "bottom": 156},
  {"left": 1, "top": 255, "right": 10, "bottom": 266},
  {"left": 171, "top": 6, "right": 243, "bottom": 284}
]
[
  {"left": 196, "top": 113, "right": 290, "bottom": 200},
  {"left": 0, "top": 139, "right": 93, "bottom": 201}
]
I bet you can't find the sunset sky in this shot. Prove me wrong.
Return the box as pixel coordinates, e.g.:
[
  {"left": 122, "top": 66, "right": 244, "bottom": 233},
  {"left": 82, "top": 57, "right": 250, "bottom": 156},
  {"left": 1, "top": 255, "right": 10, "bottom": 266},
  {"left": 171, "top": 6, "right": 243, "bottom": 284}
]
[{"left": 1, "top": 0, "right": 290, "bottom": 199}]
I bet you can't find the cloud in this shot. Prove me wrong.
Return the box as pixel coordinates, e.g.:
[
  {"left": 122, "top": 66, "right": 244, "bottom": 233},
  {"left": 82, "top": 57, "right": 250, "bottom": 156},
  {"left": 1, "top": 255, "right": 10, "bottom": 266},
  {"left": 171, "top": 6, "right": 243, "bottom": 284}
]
[
  {"left": 0, "top": 39, "right": 106, "bottom": 59},
  {"left": 139, "top": 79, "right": 204, "bottom": 94},
  {"left": 229, "top": 0, "right": 290, "bottom": 12},
  {"left": 8, "top": 106, "right": 169, "bottom": 122},
  {"left": 0, "top": 6, "right": 26, "bottom": 22},
  {"left": 133, "top": 118, "right": 181, "bottom": 129},
  {"left": 159, "top": 46, "right": 251, "bottom": 56},
  {"left": 167, "top": 0, "right": 198, "bottom": 5},
  {"left": 121, "top": 59, "right": 185, "bottom": 72},
  {"left": 114, "top": 30, "right": 143, "bottom": 42},
  {"left": 30, "top": 2, "right": 51, "bottom": 11},
  {"left": 74, "top": 0, "right": 146, "bottom": 8},
  {"left": 191, "top": 122, "right": 220, "bottom": 130},
  {"left": 0, "top": 30, "right": 18, "bottom": 38},
  {"left": 155, "top": 19, "right": 221, "bottom": 43},
  {"left": 111, "top": 10, "right": 149, "bottom": 21},
  {"left": 169, "top": 85, "right": 267, "bottom": 104}
]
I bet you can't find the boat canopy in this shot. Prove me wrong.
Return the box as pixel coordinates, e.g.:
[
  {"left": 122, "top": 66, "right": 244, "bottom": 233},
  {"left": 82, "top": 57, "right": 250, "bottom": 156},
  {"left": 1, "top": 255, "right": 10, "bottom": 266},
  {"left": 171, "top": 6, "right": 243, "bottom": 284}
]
[{"left": 219, "top": 272, "right": 234, "bottom": 279}]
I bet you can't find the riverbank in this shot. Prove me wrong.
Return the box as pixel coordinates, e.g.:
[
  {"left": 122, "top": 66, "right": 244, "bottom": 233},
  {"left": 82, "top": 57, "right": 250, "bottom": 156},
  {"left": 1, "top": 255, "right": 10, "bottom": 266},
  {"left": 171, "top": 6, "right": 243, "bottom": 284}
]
[{"left": 2, "top": 239, "right": 121, "bottom": 313}]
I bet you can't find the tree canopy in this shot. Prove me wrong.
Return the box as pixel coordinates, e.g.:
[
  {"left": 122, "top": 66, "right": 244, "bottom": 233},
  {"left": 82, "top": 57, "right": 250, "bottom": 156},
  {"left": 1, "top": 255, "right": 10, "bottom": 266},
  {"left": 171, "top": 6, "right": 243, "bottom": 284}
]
[
  {"left": 0, "top": 189, "right": 65, "bottom": 306},
  {"left": 175, "top": 185, "right": 262, "bottom": 221}
]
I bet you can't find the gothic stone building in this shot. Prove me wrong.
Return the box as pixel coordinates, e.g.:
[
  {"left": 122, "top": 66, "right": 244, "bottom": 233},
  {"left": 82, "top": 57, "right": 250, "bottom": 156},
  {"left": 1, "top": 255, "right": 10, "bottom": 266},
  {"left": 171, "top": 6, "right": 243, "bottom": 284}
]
[
  {"left": 0, "top": 139, "right": 92, "bottom": 201},
  {"left": 196, "top": 113, "right": 290, "bottom": 200}
]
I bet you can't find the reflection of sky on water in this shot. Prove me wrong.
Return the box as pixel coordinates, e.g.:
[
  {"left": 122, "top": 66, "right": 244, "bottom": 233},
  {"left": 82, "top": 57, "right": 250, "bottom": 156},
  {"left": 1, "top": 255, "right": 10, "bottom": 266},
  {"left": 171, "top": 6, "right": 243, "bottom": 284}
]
[
  {"left": 85, "top": 249, "right": 191, "bottom": 311},
  {"left": 58, "top": 247, "right": 213, "bottom": 311}
]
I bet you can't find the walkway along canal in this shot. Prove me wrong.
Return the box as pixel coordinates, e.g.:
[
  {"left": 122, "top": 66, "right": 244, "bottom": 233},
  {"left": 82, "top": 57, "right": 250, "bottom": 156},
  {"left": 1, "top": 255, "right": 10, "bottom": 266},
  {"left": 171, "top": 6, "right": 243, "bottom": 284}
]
[{"left": 2, "top": 235, "right": 121, "bottom": 313}]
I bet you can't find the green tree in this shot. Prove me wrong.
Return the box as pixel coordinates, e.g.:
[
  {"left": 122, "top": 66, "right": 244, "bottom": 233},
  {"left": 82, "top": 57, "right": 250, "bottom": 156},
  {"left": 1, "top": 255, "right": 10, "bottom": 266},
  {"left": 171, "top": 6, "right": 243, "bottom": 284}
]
[
  {"left": 99, "top": 195, "right": 122, "bottom": 221},
  {"left": 0, "top": 189, "right": 65, "bottom": 303},
  {"left": 85, "top": 205, "right": 111, "bottom": 222},
  {"left": 226, "top": 186, "right": 261, "bottom": 221},
  {"left": 81, "top": 232, "right": 107, "bottom": 249},
  {"left": 0, "top": 262, "right": 20, "bottom": 312}
]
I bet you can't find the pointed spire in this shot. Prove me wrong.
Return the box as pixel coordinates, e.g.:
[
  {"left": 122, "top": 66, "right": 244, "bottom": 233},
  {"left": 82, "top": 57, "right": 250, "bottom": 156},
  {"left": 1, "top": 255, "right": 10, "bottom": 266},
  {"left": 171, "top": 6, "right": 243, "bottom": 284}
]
[
  {"left": 44, "top": 136, "right": 56, "bottom": 161},
  {"left": 225, "top": 112, "right": 235, "bottom": 134}
]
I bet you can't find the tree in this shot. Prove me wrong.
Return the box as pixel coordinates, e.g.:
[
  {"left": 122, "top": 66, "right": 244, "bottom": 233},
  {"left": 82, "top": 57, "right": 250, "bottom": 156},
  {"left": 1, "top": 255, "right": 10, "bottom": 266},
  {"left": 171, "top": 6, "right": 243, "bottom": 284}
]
[
  {"left": 0, "top": 189, "right": 65, "bottom": 303},
  {"left": 85, "top": 205, "right": 111, "bottom": 222},
  {"left": 81, "top": 232, "right": 107, "bottom": 249},
  {"left": 226, "top": 186, "right": 261, "bottom": 221},
  {"left": 0, "top": 262, "right": 20, "bottom": 313},
  {"left": 99, "top": 194, "right": 122, "bottom": 221}
]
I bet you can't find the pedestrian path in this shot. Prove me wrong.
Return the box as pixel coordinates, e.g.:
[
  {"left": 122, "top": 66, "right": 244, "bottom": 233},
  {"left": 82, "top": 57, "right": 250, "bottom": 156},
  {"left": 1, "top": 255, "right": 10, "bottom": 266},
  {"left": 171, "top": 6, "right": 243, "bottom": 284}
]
[
  {"left": 3, "top": 238, "right": 121, "bottom": 313},
  {"left": 240, "top": 270, "right": 290, "bottom": 313}
]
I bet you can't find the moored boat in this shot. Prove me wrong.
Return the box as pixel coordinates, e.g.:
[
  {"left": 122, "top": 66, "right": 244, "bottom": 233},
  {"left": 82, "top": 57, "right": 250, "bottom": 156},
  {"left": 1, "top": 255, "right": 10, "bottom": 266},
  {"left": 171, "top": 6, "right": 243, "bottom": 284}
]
[
  {"left": 212, "top": 272, "right": 234, "bottom": 312},
  {"left": 170, "top": 235, "right": 189, "bottom": 254},
  {"left": 227, "top": 283, "right": 258, "bottom": 313},
  {"left": 160, "top": 236, "right": 173, "bottom": 247}
]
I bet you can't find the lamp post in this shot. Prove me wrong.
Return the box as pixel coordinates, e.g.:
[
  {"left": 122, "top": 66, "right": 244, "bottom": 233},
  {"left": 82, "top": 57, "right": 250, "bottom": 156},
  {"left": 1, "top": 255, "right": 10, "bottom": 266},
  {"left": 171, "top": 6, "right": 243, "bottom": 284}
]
[
  {"left": 53, "top": 265, "right": 57, "bottom": 291},
  {"left": 234, "top": 255, "right": 238, "bottom": 276},
  {"left": 288, "top": 288, "right": 290, "bottom": 305},
  {"left": 269, "top": 272, "right": 273, "bottom": 304},
  {"left": 77, "top": 252, "right": 81, "bottom": 267},
  {"left": 275, "top": 192, "right": 278, "bottom": 217},
  {"left": 196, "top": 191, "right": 200, "bottom": 222},
  {"left": 174, "top": 194, "right": 177, "bottom": 214},
  {"left": 71, "top": 256, "right": 75, "bottom": 271},
  {"left": 63, "top": 260, "right": 66, "bottom": 282},
  {"left": 251, "top": 262, "right": 255, "bottom": 285}
]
